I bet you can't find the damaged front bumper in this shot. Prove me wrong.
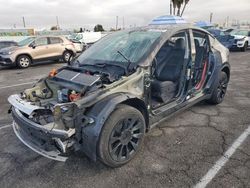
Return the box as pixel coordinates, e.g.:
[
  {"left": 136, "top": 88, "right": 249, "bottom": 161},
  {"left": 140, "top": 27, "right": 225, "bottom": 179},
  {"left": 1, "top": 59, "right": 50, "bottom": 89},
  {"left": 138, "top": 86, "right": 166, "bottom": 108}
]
[{"left": 9, "top": 95, "right": 76, "bottom": 162}]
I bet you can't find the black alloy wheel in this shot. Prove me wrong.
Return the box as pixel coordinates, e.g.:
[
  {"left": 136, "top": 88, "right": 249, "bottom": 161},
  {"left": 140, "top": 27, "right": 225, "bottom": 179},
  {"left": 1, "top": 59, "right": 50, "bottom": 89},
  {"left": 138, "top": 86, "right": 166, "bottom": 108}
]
[
  {"left": 207, "top": 71, "right": 228, "bottom": 104},
  {"left": 98, "top": 104, "right": 145, "bottom": 167},
  {"left": 109, "top": 117, "right": 144, "bottom": 162}
]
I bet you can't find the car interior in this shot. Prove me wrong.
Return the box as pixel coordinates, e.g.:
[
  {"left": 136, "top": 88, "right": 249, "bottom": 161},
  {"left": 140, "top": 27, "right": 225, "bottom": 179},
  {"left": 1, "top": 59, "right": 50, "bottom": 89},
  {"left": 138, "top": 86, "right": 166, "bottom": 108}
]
[
  {"left": 193, "top": 31, "right": 209, "bottom": 90},
  {"left": 151, "top": 32, "right": 187, "bottom": 108}
]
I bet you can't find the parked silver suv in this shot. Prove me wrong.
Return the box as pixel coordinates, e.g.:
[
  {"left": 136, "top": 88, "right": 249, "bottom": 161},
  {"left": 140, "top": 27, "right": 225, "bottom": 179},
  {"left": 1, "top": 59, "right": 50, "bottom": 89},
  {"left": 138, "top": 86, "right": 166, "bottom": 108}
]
[{"left": 0, "top": 36, "right": 77, "bottom": 68}]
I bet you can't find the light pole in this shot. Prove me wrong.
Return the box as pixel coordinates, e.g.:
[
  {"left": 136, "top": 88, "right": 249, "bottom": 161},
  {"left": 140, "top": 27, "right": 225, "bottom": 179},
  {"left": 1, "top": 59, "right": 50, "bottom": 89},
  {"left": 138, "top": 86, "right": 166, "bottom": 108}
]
[
  {"left": 56, "top": 16, "right": 59, "bottom": 30},
  {"left": 209, "top": 12, "right": 213, "bottom": 23},
  {"left": 22, "top": 16, "right": 26, "bottom": 28},
  {"left": 116, "top": 16, "right": 118, "bottom": 31}
]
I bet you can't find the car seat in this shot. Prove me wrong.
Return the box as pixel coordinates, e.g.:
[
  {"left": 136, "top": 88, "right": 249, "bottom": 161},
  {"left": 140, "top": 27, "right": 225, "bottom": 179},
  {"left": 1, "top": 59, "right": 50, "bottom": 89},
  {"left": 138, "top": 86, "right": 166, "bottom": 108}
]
[{"left": 151, "top": 38, "right": 186, "bottom": 103}]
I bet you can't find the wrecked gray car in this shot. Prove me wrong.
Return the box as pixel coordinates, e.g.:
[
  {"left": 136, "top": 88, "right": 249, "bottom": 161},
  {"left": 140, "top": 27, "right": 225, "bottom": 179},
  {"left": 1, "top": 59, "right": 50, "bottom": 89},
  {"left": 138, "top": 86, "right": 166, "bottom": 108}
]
[{"left": 8, "top": 25, "right": 230, "bottom": 167}]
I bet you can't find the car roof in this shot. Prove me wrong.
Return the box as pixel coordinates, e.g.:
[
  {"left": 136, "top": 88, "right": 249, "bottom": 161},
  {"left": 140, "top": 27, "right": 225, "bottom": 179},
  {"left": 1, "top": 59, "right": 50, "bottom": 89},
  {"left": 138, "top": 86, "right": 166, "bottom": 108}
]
[
  {"left": 129, "top": 24, "right": 211, "bottom": 35},
  {"left": 35, "top": 35, "right": 65, "bottom": 38}
]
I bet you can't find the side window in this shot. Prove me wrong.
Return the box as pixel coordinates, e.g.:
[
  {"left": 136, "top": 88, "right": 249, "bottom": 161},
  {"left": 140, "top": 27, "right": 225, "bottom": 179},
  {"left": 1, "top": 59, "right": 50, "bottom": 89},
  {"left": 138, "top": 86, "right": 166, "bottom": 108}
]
[
  {"left": 34, "top": 37, "right": 48, "bottom": 46},
  {"left": 50, "top": 37, "right": 63, "bottom": 44}
]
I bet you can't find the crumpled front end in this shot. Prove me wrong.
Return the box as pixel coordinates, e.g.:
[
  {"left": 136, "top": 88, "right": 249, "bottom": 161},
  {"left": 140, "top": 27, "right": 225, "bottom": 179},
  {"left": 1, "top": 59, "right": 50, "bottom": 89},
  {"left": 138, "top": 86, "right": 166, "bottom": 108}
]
[
  {"left": 8, "top": 65, "right": 145, "bottom": 162},
  {"left": 9, "top": 94, "right": 78, "bottom": 162}
]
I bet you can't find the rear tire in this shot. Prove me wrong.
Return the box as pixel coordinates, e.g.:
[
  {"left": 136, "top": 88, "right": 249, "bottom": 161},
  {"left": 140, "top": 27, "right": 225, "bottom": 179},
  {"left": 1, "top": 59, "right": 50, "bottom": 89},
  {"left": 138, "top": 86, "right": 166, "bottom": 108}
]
[
  {"left": 207, "top": 71, "right": 228, "bottom": 105},
  {"left": 16, "top": 55, "right": 31, "bottom": 68},
  {"left": 62, "top": 50, "right": 73, "bottom": 63},
  {"left": 98, "top": 104, "right": 146, "bottom": 168}
]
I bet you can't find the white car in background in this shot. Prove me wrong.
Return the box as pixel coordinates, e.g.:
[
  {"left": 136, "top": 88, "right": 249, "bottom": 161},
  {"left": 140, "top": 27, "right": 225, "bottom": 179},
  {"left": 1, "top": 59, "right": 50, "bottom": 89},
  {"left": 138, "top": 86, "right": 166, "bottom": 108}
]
[{"left": 231, "top": 30, "right": 250, "bottom": 51}]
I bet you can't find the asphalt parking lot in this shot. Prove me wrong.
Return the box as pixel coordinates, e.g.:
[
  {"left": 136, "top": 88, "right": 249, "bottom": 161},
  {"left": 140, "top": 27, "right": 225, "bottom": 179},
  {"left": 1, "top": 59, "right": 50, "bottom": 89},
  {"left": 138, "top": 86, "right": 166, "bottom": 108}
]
[{"left": 0, "top": 51, "right": 250, "bottom": 188}]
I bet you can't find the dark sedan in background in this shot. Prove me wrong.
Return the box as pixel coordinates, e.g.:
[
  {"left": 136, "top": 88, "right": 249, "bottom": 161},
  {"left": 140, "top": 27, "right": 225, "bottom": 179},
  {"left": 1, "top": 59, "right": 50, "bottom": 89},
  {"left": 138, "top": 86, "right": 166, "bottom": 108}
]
[
  {"left": 207, "top": 29, "right": 234, "bottom": 49},
  {"left": 0, "top": 40, "right": 17, "bottom": 50}
]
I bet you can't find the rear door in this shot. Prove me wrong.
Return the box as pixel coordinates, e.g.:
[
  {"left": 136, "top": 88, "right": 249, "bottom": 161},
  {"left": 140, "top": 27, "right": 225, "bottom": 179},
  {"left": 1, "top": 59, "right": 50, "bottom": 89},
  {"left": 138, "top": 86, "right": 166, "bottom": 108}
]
[{"left": 48, "top": 37, "right": 65, "bottom": 57}]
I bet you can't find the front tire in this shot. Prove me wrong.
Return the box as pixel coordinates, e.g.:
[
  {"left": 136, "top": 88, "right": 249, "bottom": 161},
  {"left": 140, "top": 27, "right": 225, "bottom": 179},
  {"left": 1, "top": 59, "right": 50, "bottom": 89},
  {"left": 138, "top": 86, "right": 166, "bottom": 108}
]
[
  {"left": 207, "top": 71, "right": 228, "bottom": 105},
  {"left": 98, "top": 104, "right": 146, "bottom": 168},
  {"left": 16, "top": 55, "right": 31, "bottom": 68},
  {"left": 241, "top": 42, "right": 248, "bottom": 52}
]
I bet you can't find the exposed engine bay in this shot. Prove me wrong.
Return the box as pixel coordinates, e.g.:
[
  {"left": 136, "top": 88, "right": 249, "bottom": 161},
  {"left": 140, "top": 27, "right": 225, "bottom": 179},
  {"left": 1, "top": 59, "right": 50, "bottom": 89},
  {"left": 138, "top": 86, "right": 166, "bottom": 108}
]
[
  {"left": 17, "top": 66, "right": 127, "bottom": 129},
  {"left": 23, "top": 66, "right": 124, "bottom": 103}
]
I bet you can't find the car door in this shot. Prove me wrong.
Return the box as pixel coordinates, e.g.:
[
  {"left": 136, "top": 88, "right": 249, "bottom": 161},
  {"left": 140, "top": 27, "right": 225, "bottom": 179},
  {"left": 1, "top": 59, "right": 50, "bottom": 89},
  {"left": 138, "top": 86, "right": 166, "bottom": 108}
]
[
  {"left": 48, "top": 37, "right": 65, "bottom": 57},
  {"left": 30, "top": 37, "right": 51, "bottom": 60}
]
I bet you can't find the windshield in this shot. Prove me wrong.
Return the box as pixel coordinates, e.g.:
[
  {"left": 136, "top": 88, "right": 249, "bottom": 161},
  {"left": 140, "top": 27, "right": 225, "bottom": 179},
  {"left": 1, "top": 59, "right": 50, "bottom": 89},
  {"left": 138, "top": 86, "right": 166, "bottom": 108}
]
[
  {"left": 231, "top": 30, "right": 248, "bottom": 36},
  {"left": 76, "top": 30, "right": 161, "bottom": 66},
  {"left": 68, "top": 33, "right": 82, "bottom": 41},
  {"left": 17, "top": 37, "right": 35, "bottom": 47}
]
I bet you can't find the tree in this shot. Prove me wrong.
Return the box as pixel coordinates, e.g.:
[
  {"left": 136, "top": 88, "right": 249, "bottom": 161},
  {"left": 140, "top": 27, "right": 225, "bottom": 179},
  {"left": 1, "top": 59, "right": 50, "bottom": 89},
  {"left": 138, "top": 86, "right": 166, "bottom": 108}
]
[
  {"left": 50, "top": 26, "right": 58, "bottom": 30},
  {"left": 94, "top": 24, "right": 104, "bottom": 32},
  {"left": 176, "top": 0, "right": 183, "bottom": 16},
  {"left": 171, "top": 0, "right": 190, "bottom": 16},
  {"left": 181, "top": 0, "right": 190, "bottom": 16}
]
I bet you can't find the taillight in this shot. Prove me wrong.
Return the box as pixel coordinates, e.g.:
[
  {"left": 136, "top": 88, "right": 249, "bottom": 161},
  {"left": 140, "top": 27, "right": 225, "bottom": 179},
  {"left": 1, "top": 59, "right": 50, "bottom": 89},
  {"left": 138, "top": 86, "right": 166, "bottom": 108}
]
[{"left": 49, "top": 68, "right": 57, "bottom": 77}]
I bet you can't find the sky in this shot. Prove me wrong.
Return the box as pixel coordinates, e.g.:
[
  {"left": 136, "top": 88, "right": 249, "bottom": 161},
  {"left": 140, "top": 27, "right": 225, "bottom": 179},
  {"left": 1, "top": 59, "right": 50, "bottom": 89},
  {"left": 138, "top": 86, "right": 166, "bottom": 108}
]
[{"left": 0, "top": 0, "right": 249, "bottom": 30}]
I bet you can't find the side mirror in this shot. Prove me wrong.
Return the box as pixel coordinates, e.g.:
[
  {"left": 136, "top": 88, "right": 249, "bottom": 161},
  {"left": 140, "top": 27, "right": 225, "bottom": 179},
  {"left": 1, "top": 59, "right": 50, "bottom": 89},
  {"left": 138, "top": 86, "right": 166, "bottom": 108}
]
[{"left": 29, "top": 43, "right": 36, "bottom": 49}]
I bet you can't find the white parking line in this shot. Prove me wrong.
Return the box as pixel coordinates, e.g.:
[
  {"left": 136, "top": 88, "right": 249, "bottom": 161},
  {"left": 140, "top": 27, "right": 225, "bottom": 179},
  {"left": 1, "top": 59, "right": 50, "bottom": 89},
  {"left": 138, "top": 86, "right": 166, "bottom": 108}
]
[
  {"left": 194, "top": 125, "right": 250, "bottom": 188},
  {"left": 0, "top": 82, "right": 34, "bottom": 90},
  {"left": 0, "top": 124, "right": 11, "bottom": 130}
]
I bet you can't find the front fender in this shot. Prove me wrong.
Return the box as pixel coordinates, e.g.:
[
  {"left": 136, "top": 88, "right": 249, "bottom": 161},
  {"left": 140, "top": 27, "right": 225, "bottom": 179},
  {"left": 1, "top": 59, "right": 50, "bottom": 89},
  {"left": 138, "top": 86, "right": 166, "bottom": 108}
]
[{"left": 79, "top": 93, "right": 140, "bottom": 161}]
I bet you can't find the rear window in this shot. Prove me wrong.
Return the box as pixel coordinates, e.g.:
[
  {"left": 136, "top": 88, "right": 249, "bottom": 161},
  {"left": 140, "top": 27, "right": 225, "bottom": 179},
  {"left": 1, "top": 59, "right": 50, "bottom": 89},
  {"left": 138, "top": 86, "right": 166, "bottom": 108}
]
[{"left": 50, "top": 37, "right": 63, "bottom": 44}]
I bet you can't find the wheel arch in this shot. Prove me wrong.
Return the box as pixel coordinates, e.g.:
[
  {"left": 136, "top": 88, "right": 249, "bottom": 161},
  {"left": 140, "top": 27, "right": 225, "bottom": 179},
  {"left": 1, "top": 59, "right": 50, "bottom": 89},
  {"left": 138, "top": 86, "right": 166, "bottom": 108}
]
[
  {"left": 16, "top": 53, "right": 33, "bottom": 63},
  {"left": 221, "top": 63, "right": 230, "bottom": 80},
  {"left": 79, "top": 93, "right": 148, "bottom": 161},
  {"left": 63, "top": 49, "right": 74, "bottom": 56},
  {"left": 121, "top": 98, "right": 149, "bottom": 132}
]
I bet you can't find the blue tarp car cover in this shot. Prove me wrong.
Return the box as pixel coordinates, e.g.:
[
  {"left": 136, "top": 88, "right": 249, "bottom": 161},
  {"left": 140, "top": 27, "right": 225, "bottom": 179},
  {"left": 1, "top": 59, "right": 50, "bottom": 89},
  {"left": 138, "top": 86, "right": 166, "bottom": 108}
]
[
  {"left": 194, "top": 21, "right": 213, "bottom": 28},
  {"left": 149, "top": 15, "right": 187, "bottom": 25}
]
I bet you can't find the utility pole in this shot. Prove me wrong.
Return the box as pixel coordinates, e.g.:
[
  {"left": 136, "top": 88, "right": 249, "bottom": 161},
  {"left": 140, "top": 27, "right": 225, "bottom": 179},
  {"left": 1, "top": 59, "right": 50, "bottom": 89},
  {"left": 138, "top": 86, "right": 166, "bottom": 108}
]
[
  {"left": 22, "top": 16, "right": 26, "bottom": 28},
  {"left": 170, "top": 0, "right": 172, "bottom": 15},
  {"left": 226, "top": 16, "right": 229, "bottom": 27},
  {"left": 115, "top": 16, "right": 118, "bottom": 30},
  {"left": 209, "top": 12, "right": 213, "bottom": 23},
  {"left": 122, "top": 16, "right": 125, "bottom": 30},
  {"left": 56, "top": 16, "right": 59, "bottom": 30}
]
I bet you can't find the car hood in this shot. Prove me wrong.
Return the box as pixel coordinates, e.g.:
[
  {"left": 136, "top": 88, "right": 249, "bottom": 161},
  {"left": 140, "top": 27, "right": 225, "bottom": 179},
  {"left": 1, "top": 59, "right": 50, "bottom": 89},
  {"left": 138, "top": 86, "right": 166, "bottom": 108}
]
[
  {"left": 233, "top": 35, "right": 246, "bottom": 40},
  {"left": 0, "top": 46, "right": 19, "bottom": 53}
]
